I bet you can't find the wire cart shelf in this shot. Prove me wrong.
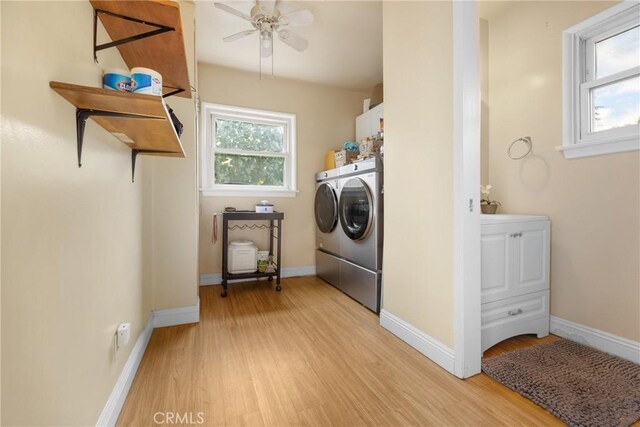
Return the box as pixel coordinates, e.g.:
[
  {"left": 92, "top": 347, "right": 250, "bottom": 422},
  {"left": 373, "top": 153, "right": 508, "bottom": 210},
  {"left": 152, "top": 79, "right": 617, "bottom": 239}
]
[{"left": 221, "top": 211, "right": 284, "bottom": 297}]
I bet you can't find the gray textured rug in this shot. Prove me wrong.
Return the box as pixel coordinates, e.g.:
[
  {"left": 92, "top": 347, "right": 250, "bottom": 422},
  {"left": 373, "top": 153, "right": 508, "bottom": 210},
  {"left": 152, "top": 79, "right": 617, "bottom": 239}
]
[{"left": 482, "top": 339, "right": 640, "bottom": 427}]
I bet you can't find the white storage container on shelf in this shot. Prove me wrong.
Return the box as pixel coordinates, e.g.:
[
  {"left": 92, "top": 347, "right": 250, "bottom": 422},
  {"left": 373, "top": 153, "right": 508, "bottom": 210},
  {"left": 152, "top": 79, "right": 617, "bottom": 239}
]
[{"left": 228, "top": 240, "right": 258, "bottom": 274}]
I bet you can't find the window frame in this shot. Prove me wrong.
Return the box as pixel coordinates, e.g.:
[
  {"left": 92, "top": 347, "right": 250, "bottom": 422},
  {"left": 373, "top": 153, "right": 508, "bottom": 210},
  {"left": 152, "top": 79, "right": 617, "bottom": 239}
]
[
  {"left": 560, "top": 1, "right": 640, "bottom": 159},
  {"left": 200, "top": 102, "right": 297, "bottom": 197}
]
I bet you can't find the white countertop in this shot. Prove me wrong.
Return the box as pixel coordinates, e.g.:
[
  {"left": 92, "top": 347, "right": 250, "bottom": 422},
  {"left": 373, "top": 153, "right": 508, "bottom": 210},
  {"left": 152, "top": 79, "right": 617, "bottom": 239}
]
[{"left": 481, "top": 214, "right": 549, "bottom": 225}]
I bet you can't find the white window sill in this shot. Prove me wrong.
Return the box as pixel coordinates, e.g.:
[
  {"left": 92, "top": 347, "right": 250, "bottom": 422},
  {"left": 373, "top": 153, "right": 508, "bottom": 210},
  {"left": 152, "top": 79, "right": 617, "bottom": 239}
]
[
  {"left": 200, "top": 188, "right": 298, "bottom": 198},
  {"left": 556, "top": 135, "right": 640, "bottom": 159}
]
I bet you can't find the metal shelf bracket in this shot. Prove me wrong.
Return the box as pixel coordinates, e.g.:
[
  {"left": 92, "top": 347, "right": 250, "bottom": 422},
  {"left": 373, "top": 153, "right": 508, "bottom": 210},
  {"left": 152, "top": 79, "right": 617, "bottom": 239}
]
[
  {"left": 131, "top": 149, "right": 173, "bottom": 183},
  {"left": 75, "top": 108, "right": 162, "bottom": 182},
  {"left": 93, "top": 9, "right": 175, "bottom": 61},
  {"left": 93, "top": 9, "right": 184, "bottom": 98}
]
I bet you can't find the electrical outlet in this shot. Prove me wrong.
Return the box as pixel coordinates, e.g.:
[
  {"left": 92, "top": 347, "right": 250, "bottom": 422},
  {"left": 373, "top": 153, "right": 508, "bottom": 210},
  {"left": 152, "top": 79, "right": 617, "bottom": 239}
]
[{"left": 116, "top": 323, "right": 131, "bottom": 349}]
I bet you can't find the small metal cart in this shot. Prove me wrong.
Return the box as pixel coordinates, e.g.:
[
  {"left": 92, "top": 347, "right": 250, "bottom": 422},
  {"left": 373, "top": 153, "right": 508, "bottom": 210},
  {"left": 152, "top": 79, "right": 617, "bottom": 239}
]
[{"left": 221, "top": 211, "right": 284, "bottom": 298}]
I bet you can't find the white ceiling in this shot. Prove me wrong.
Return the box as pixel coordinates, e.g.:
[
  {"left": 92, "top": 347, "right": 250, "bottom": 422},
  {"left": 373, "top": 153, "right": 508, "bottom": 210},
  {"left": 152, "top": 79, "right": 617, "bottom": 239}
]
[{"left": 196, "top": 1, "right": 383, "bottom": 92}]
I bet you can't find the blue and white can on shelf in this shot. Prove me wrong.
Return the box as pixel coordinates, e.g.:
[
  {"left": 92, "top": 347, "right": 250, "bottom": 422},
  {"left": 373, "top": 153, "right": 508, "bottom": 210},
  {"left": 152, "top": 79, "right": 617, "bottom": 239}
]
[
  {"left": 103, "top": 68, "right": 131, "bottom": 92},
  {"left": 130, "top": 67, "right": 163, "bottom": 96}
]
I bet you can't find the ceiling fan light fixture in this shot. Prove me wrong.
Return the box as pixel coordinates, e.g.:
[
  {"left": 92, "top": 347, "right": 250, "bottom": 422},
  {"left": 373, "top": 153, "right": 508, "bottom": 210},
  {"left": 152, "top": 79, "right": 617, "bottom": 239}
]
[
  {"left": 260, "top": 31, "right": 272, "bottom": 49},
  {"left": 216, "top": 1, "right": 313, "bottom": 73}
]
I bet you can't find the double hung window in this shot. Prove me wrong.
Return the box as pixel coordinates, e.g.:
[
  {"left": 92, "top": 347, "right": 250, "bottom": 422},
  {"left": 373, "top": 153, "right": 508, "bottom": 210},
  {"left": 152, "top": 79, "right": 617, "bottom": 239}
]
[
  {"left": 562, "top": 3, "right": 640, "bottom": 158},
  {"left": 201, "top": 103, "right": 297, "bottom": 197}
]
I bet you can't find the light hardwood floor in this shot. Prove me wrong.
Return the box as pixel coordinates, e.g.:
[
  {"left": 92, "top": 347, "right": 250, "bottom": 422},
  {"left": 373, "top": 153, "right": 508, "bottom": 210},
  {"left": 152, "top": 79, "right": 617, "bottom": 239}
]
[{"left": 118, "top": 276, "right": 562, "bottom": 426}]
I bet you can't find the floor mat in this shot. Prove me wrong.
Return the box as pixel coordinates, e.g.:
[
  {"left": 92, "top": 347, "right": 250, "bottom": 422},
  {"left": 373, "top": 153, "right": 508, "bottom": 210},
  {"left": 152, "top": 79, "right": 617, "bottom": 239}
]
[{"left": 482, "top": 338, "right": 640, "bottom": 427}]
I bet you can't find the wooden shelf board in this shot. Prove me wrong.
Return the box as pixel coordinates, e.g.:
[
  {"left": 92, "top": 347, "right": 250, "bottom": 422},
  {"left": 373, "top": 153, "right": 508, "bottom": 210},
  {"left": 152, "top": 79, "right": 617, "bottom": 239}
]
[
  {"left": 50, "top": 81, "right": 184, "bottom": 156},
  {"left": 90, "top": 0, "right": 191, "bottom": 99},
  {"left": 50, "top": 82, "right": 168, "bottom": 117}
]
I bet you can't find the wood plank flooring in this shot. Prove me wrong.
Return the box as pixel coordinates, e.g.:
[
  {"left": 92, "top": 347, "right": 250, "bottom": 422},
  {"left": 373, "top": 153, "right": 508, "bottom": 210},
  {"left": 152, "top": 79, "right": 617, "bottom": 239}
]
[{"left": 117, "top": 276, "right": 563, "bottom": 426}]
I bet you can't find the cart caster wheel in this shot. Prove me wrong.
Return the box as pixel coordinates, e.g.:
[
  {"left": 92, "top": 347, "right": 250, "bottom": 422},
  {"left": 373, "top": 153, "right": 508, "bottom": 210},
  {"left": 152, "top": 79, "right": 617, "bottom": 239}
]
[
  {"left": 276, "top": 285, "right": 282, "bottom": 292},
  {"left": 268, "top": 276, "right": 274, "bottom": 282},
  {"left": 221, "top": 290, "right": 227, "bottom": 298}
]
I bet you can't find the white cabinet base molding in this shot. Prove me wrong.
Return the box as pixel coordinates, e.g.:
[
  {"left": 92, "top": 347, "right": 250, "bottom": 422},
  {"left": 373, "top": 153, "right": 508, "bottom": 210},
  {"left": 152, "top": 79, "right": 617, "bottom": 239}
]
[{"left": 550, "top": 315, "right": 640, "bottom": 364}]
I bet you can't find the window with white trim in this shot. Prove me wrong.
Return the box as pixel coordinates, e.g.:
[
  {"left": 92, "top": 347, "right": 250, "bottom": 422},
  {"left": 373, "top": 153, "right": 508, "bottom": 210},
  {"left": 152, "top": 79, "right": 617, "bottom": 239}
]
[
  {"left": 200, "top": 103, "right": 297, "bottom": 197},
  {"left": 561, "top": 2, "right": 640, "bottom": 159}
]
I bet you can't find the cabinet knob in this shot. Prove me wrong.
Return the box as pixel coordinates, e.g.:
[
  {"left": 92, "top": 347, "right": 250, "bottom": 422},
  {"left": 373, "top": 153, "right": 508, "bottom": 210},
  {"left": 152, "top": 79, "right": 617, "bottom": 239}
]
[{"left": 508, "top": 308, "right": 523, "bottom": 316}]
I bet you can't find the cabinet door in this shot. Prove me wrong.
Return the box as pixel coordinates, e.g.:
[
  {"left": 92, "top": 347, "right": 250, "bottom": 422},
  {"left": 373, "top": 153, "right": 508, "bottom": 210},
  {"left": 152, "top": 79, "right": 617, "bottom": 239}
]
[
  {"left": 481, "top": 226, "right": 514, "bottom": 303},
  {"left": 356, "top": 113, "right": 368, "bottom": 141},
  {"left": 369, "top": 103, "right": 384, "bottom": 137},
  {"left": 481, "top": 220, "right": 550, "bottom": 302},
  {"left": 512, "top": 221, "right": 550, "bottom": 297}
]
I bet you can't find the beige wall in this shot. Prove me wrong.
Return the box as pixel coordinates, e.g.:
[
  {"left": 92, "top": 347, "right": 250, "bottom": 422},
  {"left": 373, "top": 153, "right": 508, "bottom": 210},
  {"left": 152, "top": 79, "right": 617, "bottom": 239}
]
[
  {"left": 1, "top": 2, "right": 150, "bottom": 425},
  {"left": 1, "top": 1, "right": 198, "bottom": 424},
  {"left": 147, "top": 1, "right": 199, "bottom": 310},
  {"left": 0, "top": 2, "right": 3, "bottom": 420},
  {"left": 382, "top": 1, "right": 455, "bottom": 347},
  {"left": 482, "top": 1, "right": 640, "bottom": 341},
  {"left": 197, "top": 63, "right": 365, "bottom": 275}
]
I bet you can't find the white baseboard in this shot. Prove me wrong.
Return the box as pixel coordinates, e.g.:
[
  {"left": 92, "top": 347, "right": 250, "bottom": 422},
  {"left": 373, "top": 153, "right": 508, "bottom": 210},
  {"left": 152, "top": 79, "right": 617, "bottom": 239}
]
[
  {"left": 550, "top": 315, "right": 640, "bottom": 363},
  {"left": 200, "top": 265, "right": 316, "bottom": 286},
  {"left": 97, "top": 298, "right": 201, "bottom": 426},
  {"left": 153, "top": 297, "right": 200, "bottom": 328},
  {"left": 380, "top": 309, "right": 456, "bottom": 375},
  {"left": 96, "top": 314, "right": 154, "bottom": 427}
]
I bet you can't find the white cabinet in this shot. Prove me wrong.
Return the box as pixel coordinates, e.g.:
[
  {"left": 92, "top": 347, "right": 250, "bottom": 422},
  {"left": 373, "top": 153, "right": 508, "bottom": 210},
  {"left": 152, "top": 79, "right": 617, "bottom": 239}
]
[
  {"left": 481, "top": 215, "right": 550, "bottom": 352},
  {"left": 356, "top": 103, "right": 384, "bottom": 141}
]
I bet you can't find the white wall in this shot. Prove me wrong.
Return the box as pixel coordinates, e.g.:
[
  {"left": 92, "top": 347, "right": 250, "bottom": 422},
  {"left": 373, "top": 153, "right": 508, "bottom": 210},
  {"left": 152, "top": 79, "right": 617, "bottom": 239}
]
[
  {"left": 382, "top": 1, "right": 455, "bottom": 348},
  {"left": 197, "top": 63, "right": 366, "bottom": 276},
  {"left": 481, "top": 1, "right": 639, "bottom": 341}
]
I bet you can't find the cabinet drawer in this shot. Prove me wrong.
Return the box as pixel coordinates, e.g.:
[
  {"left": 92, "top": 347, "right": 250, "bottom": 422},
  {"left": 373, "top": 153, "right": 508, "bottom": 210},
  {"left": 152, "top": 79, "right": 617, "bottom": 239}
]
[
  {"left": 481, "top": 290, "right": 548, "bottom": 328},
  {"left": 481, "top": 290, "right": 550, "bottom": 352}
]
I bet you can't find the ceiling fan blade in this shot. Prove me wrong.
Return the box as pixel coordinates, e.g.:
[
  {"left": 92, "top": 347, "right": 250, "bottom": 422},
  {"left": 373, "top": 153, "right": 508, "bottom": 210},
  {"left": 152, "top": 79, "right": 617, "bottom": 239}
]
[
  {"left": 258, "top": 0, "right": 276, "bottom": 16},
  {"left": 223, "top": 29, "right": 257, "bottom": 42},
  {"left": 261, "top": 33, "right": 273, "bottom": 57},
  {"left": 277, "top": 30, "right": 308, "bottom": 52},
  {"left": 214, "top": 2, "right": 251, "bottom": 21},
  {"left": 279, "top": 9, "right": 314, "bottom": 27}
]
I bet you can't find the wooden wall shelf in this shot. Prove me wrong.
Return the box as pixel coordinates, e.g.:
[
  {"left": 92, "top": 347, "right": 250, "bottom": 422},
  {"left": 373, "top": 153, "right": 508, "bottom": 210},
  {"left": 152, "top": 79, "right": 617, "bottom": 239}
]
[
  {"left": 50, "top": 0, "right": 191, "bottom": 181},
  {"left": 90, "top": 0, "right": 191, "bottom": 99},
  {"left": 50, "top": 82, "right": 184, "bottom": 181}
]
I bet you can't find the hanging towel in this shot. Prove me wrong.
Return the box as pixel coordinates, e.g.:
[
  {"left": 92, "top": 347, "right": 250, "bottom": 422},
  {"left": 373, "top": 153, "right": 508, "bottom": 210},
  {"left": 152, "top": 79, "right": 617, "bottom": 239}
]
[{"left": 211, "top": 213, "right": 218, "bottom": 244}]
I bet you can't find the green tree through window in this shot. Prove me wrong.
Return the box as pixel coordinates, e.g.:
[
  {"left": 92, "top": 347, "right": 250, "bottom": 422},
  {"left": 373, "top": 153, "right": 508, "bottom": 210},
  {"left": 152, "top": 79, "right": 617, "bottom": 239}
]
[{"left": 214, "top": 119, "right": 286, "bottom": 186}]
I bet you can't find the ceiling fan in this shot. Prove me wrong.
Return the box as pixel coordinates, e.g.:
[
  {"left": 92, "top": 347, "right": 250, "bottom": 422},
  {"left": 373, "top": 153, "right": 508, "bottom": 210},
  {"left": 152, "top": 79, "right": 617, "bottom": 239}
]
[{"left": 214, "top": 1, "right": 314, "bottom": 58}]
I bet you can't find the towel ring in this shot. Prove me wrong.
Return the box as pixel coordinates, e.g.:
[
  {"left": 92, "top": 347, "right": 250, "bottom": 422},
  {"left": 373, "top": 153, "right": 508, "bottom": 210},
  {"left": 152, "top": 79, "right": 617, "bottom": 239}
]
[{"left": 507, "top": 136, "right": 532, "bottom": 160}]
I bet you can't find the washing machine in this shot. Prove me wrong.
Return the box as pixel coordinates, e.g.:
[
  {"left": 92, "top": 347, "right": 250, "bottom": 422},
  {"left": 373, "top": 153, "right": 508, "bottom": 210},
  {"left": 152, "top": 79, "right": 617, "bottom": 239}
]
[
  {"left": 315, "top": 167, "right": 341, "bottom": 286},
  {"left": 338, "top": 157, "right": 383, "bottom": 270},
  {"left": 336, "top": 157, "right": 383, "bottom": 312}
]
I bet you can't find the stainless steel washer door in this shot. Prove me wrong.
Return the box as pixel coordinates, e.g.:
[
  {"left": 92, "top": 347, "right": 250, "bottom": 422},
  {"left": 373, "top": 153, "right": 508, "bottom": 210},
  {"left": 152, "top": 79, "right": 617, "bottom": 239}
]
[
  {"left": 339, "top": 178, "right": 373, "bottom": 241},
  {"left": 315, "top": 183, "right": 338, "bottom": 233}
]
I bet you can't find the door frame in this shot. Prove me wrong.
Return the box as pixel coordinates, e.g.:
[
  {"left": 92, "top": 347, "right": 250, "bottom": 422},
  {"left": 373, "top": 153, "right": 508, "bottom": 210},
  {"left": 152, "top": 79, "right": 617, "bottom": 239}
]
[{"left": 453, "top": 0, "right": 482, "bottom": 378}]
